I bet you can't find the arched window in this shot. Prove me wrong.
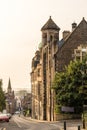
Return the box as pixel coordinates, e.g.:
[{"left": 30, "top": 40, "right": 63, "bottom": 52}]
[{"left": 43, "top": 33, "right": 47, "bottom": 45}]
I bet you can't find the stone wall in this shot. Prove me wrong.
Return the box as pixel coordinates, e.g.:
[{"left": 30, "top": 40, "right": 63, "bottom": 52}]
[{"left": 54, "top": 113, "right": 81, "bottom": 121}]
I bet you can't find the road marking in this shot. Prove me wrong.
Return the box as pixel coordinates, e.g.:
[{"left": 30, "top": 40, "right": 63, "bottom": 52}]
[
  {"left": 13, "top": 116, "right": 38, "bottom": 124},
  {"left": 13, "top": 118, "right": 22, "bottom": 128},
  {"left": 3, "top": 128, "right": 6, "bottom": 130},
  {"left": 0, "top": 128, "right": 6, "bottom": 130}
]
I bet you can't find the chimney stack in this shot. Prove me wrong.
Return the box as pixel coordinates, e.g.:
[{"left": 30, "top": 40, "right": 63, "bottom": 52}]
[
  {"left": 72, "top": 22, "right": 77, "bottom": 31},
  {"left": 62, "top": 31, "right": 70, "bottom": 40}
]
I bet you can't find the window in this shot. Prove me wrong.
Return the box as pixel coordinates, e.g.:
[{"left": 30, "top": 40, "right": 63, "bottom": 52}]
[
  {"left": 38, "top": 69, "right": 40, "bottom": 77},
  {"left": 75, "top": 46, "right": 87, "bottom": 61}
]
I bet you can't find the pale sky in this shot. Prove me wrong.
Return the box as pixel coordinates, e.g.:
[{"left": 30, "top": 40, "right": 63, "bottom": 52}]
[{"left": 0, "top": 0, "right": 87, "bottom": 91}]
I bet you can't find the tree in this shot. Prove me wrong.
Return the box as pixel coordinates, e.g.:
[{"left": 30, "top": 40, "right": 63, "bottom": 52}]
[
  {"left": 0, "top": 80, "right": 6, "bottom": 112},
  {"left": 52, "top": 60, "right": 87, "bottom": 114}
]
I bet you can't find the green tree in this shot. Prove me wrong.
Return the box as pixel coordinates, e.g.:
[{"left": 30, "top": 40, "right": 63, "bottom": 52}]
[
  {"left": 0, "top": 80, "right": 6, "bottom": 112},
  {"left": 52, "top": 60, "right": 87, "bottom": 114}
]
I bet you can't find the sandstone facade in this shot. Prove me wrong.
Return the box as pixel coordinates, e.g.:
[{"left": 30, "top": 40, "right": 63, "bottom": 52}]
[{"left": 31, "top": 17, "right": 87, "bottom": 121}]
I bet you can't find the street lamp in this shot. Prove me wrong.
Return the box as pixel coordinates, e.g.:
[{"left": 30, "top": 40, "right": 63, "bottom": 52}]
[{"left": 81, "top": 48, "right": 87, "bottom": 129}]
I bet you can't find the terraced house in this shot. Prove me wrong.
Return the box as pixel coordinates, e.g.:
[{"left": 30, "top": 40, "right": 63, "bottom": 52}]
[{"left": 31, "top": 16, "right": 87, "bottom": 121}]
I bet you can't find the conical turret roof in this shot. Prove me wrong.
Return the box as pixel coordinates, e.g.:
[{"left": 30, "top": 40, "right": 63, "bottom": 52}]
[{"left": 41, "top": 16, "right": 60, "bottom": 31}]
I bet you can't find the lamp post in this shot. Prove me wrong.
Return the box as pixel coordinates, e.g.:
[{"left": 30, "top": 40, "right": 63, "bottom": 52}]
[
  {"left": 82, "top": 67, "right": 85, "bottom": 129},
  {"left": 81, "top": 48, "right": 87, "bottom": 129},
  {"left": 82, "top": 64, "right": 87, "bottom": 130}
]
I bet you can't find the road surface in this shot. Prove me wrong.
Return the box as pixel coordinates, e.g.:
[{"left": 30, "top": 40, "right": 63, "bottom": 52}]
[{"left": 0, "top": 115, "right": 83, "bottom": 130}]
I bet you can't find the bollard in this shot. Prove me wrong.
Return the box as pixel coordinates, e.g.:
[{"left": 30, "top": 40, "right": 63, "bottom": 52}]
[
  {"left": 78, "top": 125, "right": 80, "bottom": 130},
  {"left": 64, "top": 121, "right": 66, "bottom": 130},
  {"left": 83, "top": 118, "right": 85, "bottom": 129}
]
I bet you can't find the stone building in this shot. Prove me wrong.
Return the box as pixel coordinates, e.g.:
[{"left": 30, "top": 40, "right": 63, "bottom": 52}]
[
  {"left": 31, "top": 17, "right": 87, "bottom": 121},
  {"left": 5, "top": 78, "right": 16, "bottom": 114},
  {"left": 31, "top": 50, "right": 42, "bottom": 119},
  {"left": 21, "top": 93, "right": 31, "bottom": 112},
  {"left": 55, "top": 17, "right": 87, "bottom": 72}
]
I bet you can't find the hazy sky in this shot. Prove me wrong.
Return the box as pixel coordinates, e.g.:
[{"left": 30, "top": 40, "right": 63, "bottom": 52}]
[{"left": 0, "top": 0, "right": 87, "bottom": 91}]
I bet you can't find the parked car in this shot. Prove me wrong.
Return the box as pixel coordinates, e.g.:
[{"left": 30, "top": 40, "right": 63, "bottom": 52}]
[
  {"left": 14, "top": 111, "right": 20, "bottom": 115},
  {"left": 6, "top": 113, "right": 12, "bottom": 119},
  {"left": 0, "top": 114, "right": 9, "bottom": 122}
]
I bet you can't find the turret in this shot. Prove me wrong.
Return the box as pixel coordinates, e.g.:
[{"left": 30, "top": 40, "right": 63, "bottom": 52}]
[{"left": 41, "top": 16, "right": 60, "bottom": 47}]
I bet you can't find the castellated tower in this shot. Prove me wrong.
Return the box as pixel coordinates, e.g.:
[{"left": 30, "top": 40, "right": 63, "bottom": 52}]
[{"left": 41, "top": 16, "right": 60, "bottom": 121}]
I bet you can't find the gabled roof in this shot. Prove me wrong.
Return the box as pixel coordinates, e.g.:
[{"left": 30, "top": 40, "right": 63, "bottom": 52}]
[
  {"left": 41, "top": 16, "right": 60, "bottom": 31},
  {"left": 59, "top": 17, "right": 87, "bottom": 49},
  {"left": 58, "top": 39, "right": 64, "bottom": 48}
]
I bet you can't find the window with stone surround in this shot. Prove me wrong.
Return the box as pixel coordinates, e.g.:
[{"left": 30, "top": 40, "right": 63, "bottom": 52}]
[{"left": 74, "top": 46, "right": 87, "bottom": 61}]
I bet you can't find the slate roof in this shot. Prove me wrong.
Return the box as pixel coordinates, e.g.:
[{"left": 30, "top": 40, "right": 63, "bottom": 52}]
[
  {"left": 41, "top": 16, "right": 60, "bottom": 31},
  {"left": 58, "top": 17, "right": 87, "bottom": 49},
  {"left": 58, "top": 39, "right": 64, "bottom": 48}
]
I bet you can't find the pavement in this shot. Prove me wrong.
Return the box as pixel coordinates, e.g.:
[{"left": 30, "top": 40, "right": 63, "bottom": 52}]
[{"left": 22, "top": 116, "right": 86, "bottom": 130}]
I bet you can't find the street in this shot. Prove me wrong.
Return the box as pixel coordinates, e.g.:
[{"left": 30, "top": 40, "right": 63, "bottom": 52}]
[
  {"left": 0, "top": 115, "right": 60, "bottom": 130},
  {"left": 0, "top": 115, "right": 83, "bottom": 130}
]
